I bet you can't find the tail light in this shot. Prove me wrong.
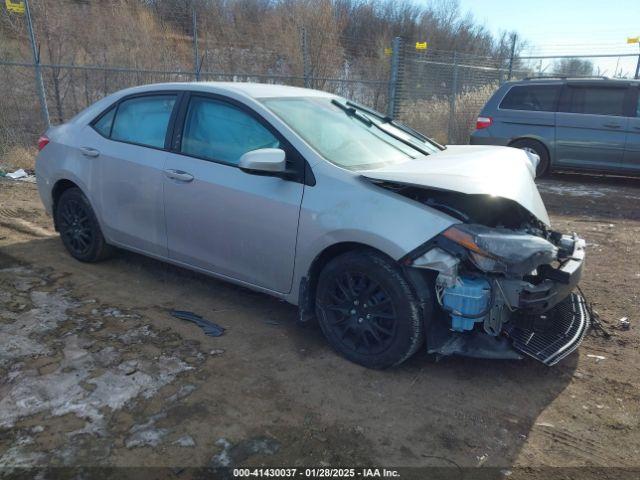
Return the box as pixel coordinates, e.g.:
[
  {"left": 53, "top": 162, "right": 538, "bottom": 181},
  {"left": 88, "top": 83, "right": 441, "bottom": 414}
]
[
  {"left": 475, "top": 116, "right": 493, "bottom": 130},
  {"left": 37, "top": 135, "right": 50, "bottom": 151}
]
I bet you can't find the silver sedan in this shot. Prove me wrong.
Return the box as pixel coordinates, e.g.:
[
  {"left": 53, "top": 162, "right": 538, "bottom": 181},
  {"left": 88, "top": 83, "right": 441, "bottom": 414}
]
[{"left": 36, "top": 82, "right": 589, "bottom": 368}]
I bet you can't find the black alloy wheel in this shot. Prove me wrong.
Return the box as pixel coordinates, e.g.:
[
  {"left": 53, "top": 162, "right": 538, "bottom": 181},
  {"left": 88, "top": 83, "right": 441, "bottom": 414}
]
[
  {"left": 58, "top": 197, "right": 94, "bottom": 257},
  {"left": 315, "top": 249, "right": 425, "bottom": 369},
  {"left": 55, "top": 187, "right": 113, "bottom": 262},
  {"left": 320, "top": 270, "right": 398, "bottom": 356}
]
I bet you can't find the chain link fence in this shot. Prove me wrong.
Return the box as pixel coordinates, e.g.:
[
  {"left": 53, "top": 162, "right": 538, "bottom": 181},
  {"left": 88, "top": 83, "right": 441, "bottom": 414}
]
[
  {"left": 397, "top": 47, "right": 509, "bottom": 144},
  {"left": 2, "top": 0, "right": 639, "bottom": 168},
  {"left": 394, "top": 42, "right": 640, "bottom": 145}
]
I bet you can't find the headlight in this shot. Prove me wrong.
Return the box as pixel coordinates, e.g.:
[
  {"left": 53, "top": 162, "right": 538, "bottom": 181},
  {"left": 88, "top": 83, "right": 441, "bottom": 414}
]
[{"left": 442, "top": 224, "right": 558, "bottom": 275}]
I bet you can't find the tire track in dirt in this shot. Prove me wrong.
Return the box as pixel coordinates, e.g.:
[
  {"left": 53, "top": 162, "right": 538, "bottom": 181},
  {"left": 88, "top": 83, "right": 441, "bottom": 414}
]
[
  {"left": 0, "top": 208, "right": 22, "bottom": 219},
  {"left": 534, "top": 425, "right": 631, "bottom": 466},
  {"left": 0, "top": 217, "right": 55, "bottom": 238}
]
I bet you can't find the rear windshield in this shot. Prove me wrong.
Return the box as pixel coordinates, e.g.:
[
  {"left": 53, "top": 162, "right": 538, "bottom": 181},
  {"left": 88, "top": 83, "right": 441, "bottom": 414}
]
[{"left": 500, "top": 85, "right": 560, "bottom": 112}]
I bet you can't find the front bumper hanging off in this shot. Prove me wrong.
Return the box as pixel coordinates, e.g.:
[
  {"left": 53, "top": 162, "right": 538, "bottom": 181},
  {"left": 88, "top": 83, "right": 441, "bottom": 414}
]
[
  {"left": 504, "top": 235, "right": 589, "bottom": 365},
  {"left": 506, "top": 292, "right": 590, "bottom": 366},
  {"left": 420, "top": 233, "right": 591, "bottom": 366},
  {"left": 512, "top": 235, "right": 586, "bottom": 313}
]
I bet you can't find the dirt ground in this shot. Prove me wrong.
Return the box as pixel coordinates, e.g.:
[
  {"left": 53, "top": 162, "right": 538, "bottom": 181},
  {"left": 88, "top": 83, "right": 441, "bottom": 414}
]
[{"left": 0, "top": 173, "right": 639, "bottom": 477}]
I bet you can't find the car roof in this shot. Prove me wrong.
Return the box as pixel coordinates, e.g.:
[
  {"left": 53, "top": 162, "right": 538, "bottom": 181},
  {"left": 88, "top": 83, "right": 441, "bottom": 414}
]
[
  {"left": 69, "top": 81, "right": 337, "bottom": 126},
  {"left": 508, "top": 77, "right": 640, "bottom": 86},
  {"left": 112, "top": 81, "right": 336, "bottom": 99}
]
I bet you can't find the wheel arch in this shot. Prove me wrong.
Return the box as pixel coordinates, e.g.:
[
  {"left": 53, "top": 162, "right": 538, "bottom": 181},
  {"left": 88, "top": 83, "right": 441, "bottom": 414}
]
[
  {"left": 303, "top": 242, "right": 432, "bottom": 368},
  {"left": 50, "top": 177, "right": 103, "bottom": 233},
  {"left": 297, "top": 241, "right": 434, "bottom": 326},
  {"left": 51, "top": 179, "right": 82, "bottom": 231},
  {"left": 508, "top": 136, "right": 553, "bottom": 162},
  {"left": 297, "top": 242, "right": 395, "bottom": 323}
]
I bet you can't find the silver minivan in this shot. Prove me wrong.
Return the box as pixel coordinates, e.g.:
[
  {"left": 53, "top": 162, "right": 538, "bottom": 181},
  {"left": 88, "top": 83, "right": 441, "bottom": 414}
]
[
  {"left": 471, "top": 78, "right": 640, "bottom": 176},
  {"left": 36, "top": 82, "right": 589, "bottom": 368}
]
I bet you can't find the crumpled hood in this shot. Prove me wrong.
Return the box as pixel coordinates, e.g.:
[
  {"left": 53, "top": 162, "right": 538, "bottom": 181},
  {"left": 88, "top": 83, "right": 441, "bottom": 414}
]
[{"left": 360, "top": 145, "right": 550, "bottom": 226}]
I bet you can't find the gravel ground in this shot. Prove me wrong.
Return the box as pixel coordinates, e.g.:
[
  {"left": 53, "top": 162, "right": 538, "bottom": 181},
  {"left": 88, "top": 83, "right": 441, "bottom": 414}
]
[{"left": 0, "top": 173, "right": 639, "bottom": 477}]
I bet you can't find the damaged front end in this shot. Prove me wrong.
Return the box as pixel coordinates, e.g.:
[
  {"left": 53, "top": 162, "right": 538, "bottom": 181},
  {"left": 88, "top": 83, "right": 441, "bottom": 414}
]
[{"left": 396, "top": 187, "right": 589, "bottom": 366}]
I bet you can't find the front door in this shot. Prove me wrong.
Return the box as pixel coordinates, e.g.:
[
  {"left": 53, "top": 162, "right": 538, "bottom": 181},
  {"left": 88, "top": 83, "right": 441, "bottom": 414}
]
[{"left": 163, "top": 94, "right": 304, "bottom": 293}]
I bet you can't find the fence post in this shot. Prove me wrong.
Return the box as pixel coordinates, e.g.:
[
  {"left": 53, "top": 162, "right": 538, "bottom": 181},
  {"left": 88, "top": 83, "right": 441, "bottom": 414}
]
[
  {"left": 447, "top": 52, "right": 458, "bottom": 144},
  {"left": 24, "top": 0, "right": 50, "bottom": 128},
  {"left": 301, "top": 27, "right": 311, "bottom": 88},
  {"left": 387, "top": 36, "right": 402, "bottom": 119},
  {"left": 507, "top": 33, "right": 517, "bottom": 80},
  {"left": 192, "top": 6, "right": 200, "bottom": 81}
]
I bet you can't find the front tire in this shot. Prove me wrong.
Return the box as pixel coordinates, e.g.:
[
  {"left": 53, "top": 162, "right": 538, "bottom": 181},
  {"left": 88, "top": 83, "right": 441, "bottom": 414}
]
[
  {"left": 315, "top": 249, "right": 424, "bottom": 369},
  {"left": 55, "top": 188, "right": 113, "bottom": 262}
]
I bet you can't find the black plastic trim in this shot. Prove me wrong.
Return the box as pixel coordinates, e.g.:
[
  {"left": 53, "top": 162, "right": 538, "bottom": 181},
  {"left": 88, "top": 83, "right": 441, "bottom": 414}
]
[
  {"left": 517, "top": 241, "right": 585, "bottom": 313},
  {"left": 507, "top": 292, "right": 590, "bottom": 366}
]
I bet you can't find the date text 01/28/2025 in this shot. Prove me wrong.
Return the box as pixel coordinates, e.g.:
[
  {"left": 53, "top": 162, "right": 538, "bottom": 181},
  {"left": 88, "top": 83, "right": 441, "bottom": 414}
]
[{"left": 232, "top": 468, "right": 401, "bottom": 478}]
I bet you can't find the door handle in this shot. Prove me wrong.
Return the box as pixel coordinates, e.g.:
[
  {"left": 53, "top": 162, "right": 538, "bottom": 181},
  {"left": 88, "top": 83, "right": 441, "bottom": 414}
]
[
  {"left": 80, "top": 146, "right": 100, "bottom": 157},
  {"left": 164, "top": 169, "right": 194, "bottom": 182},
  {"left": 602, "top": 123, "right": 622, "bottom": 129}
]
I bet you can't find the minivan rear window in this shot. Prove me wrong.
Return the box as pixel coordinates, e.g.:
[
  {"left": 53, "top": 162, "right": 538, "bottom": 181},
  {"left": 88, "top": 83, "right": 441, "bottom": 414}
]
[{"left": 500, "top": 85, "right": 560, "bottom": 112}]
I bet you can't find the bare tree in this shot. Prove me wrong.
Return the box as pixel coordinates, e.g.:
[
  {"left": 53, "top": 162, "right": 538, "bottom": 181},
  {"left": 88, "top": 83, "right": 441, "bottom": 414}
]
[
  {"left": 552, "top": 58, "right": 595, "bottom": 77},
  {"left": 1, "top": 0, "right": 535, "bottom": 161}
]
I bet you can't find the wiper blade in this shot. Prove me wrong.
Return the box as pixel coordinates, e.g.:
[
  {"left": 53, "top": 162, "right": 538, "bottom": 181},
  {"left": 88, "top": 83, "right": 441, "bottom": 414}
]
[
  {"left": 331, "top": 99, "right": 372, "bottom": 126},
  {"left": 334, "top": 99, "right": 432, "bottom": 157},
  {"left": 345, "top": 100, "right": 445, "bottom": 150},
  {"left": 372, "top": 123, "right": 432, "bottom": 156},
  {"left": 345, "top": 100, "right": 391, "bottom": 122},
  {"left": 391, "top": 121, "right": 429, "bottom": 142}
]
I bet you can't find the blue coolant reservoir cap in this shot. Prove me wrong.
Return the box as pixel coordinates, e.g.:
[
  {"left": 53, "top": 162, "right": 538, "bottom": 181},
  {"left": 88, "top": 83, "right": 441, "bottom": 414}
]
[{"left": 442, "top": 277, "right": 491, "bottom": 332}]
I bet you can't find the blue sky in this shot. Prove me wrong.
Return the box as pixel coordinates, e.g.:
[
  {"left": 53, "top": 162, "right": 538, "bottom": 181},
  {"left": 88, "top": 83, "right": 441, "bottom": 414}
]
[{"left": 441, "top": 0, "right": 640, "bottom": 77}]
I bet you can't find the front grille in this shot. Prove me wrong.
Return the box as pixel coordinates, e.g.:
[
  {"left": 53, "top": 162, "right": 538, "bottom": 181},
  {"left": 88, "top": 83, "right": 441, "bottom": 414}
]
[{"left": 506, "top": 292, "right": 590, "bottom": 366}]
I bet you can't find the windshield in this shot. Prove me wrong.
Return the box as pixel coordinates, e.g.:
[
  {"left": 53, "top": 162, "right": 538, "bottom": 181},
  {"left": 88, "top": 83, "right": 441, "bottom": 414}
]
[{"left": 261, "top": 96, "right": 440, "bottom": 170}]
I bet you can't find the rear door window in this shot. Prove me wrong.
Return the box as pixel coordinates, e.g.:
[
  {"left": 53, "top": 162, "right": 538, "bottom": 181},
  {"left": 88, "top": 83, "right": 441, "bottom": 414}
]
[
  {"left": 500, "top": 85, "right": 560, "bottom": 112},
  {"left": 93, "top": 106, "right": 116, "bottom": 137},
  {"left": 110, "top": 95, "right": 177, "bottom": 148},
  {"left": 564, "top": 87, "right": 627, "bottom": 117}
]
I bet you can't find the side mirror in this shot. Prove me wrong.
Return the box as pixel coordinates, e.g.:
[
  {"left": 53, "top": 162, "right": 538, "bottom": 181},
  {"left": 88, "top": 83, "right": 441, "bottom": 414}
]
[{"left": 238, "top": 148, "right": 286, "bottom": 174}]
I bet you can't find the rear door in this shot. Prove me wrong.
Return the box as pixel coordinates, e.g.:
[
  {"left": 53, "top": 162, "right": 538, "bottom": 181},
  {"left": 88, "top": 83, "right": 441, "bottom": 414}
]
[
  {"left": 622, "top": 86, "right": 640, "bottom": 172},
  {"left": 85, "top": 92, "right": 179, "bottom": 256},
  {"left": 556, "top": 83, "right": 632, "bottom": 170},
  {"left": 162, "top": 93, "right": 304, "bottom": 293}
]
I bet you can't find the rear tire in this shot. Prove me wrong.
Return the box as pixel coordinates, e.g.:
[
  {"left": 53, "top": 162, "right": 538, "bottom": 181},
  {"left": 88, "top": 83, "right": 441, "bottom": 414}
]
[
  {"left": 315, "top": 249, "right": 424, "bottom": 369},
  {"left": 55, "top": 188, "right": 113, "bottom": 262},
  {"left": 511, "top": 139, "right": 550, "bottom": 177}
]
